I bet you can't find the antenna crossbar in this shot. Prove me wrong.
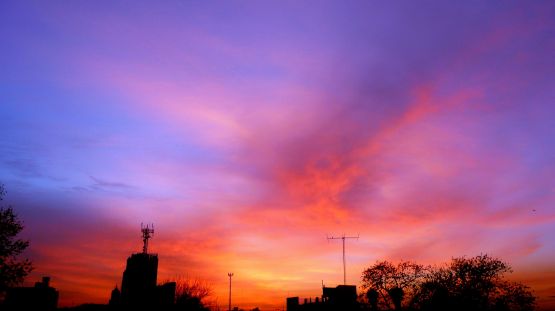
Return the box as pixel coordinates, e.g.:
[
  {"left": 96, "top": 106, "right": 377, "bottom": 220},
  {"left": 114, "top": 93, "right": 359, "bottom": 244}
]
[{"left": 327, "top": 234, "right": 359, "bottom": 285}]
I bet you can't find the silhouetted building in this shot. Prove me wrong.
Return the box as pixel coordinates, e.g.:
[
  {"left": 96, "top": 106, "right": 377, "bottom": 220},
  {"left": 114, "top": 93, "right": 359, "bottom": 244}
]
[
  {"left": 4, "top": 276, "right": 59, "bottom": 311},
  {"left": 287, "top": 297, "right": 300, "bottom": 311},
  {"left": 120, "top": 252, "right": 159, "bottom": 306},
  {"left": 109, "top": 224, "right": 176, "bottom": 309},
  {"left": 287, "top": 285, "right": 358, "bottom": 311},
  {"left": 109, "top": 285, "right": 121, "bottom": 307},
  {"left": 323, "top": 285, "right": 357, "bottom": 309}
]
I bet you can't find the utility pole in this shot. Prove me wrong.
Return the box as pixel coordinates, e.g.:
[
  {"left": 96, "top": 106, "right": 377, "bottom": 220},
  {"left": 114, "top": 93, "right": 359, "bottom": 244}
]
[
  {"left": 228, "top": 272, "right": 234, "bottom": 311},
  {"left": 327, "top": 234, "right": 359, "bottom": 285}
]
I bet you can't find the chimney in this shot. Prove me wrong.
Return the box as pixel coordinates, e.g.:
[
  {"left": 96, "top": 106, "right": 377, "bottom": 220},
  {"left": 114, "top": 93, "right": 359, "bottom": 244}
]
[{"left": 42, "top": 276, "right": 50, "bottom": 287}]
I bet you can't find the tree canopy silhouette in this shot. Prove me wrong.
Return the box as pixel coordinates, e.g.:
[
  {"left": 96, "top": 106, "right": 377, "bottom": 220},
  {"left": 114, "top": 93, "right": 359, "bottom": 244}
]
[
  {"left": 362, "top": 255, "right": 536, "bottom": 311},
  {"left": 361, "top": 260, "right": 428, "bottom": 310},
  {"left": 172, "top": 277, "right": 213, "bottom": 311},
  {"left": 0, "top": 184, "right": 33, "bottom": 293},
  {"left": 413, "top": 255, "right": 536, "bottom": 311}
]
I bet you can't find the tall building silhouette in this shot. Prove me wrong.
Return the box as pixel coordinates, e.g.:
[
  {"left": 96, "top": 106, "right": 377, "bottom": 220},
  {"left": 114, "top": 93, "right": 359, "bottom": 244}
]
[
  {"left": 115, "top": 224, "right": 175, "bottom": 308},
  {"left": 120, "top": 252, "right": 159, "bottom": 306}
]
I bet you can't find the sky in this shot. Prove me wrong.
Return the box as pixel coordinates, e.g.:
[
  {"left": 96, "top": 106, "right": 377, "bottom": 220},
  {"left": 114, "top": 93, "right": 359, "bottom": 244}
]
[{"left": 1, "top": 0, "right": 555, "bottom": 309}]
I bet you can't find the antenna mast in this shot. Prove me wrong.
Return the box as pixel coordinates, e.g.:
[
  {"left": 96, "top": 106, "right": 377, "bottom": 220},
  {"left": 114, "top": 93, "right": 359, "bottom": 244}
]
[
  {"left": 141, "top": 223, "right": 154, "bottom": 254},
  {"left": 327, "top": 234, "right": 359, "bottom": 285}
]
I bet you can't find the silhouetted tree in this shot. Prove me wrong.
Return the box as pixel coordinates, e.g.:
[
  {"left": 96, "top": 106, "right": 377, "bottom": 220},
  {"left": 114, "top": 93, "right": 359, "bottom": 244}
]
[
  {"left": 0, "top": 184, "right": 33, "bottom": 295},
  {"left": 388, "top": 287, "right": 404, "bottom": 310},
  {"left": 410, "top": 278, "right": 451, "bottom": 311},
  {"left": 366, "top": 289, "right": 379, "bottom": 310},
  {"left": 362, "top": 255, "right": 535, "bottom": 311},
  {"left": 411, "top": 255, "right": 536, "bottom": 311},
  {"left": 173, "top": 277, "right": 213, "bottom": 311},
  {"left": 361, "top": 260, "right": 428, "bottom": 310}
]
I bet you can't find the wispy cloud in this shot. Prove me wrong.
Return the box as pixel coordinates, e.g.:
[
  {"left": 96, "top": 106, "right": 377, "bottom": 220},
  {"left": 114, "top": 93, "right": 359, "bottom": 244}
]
[{"left": 89, "top": 176, "right": 134, "bottom": 190}]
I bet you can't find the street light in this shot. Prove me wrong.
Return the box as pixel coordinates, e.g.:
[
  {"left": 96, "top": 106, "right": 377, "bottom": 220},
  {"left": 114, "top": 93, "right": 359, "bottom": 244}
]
[{"left": 228, "top": 272, "right": 234, "bottom": 311}]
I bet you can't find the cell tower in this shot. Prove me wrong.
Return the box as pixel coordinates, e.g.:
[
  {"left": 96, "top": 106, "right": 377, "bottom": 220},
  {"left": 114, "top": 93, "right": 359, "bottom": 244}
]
[
  {"left": 141, "top": 223, "right": 154, "bottom": 254},
  {"left": 327, "top": 234, "right": 359, "bottom": 285}
]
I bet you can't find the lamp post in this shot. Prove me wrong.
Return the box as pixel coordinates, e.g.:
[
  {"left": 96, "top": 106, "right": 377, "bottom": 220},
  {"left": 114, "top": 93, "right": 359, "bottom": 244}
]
[{"left": 228, "top": 272, "right": 234, "bottom": 311}]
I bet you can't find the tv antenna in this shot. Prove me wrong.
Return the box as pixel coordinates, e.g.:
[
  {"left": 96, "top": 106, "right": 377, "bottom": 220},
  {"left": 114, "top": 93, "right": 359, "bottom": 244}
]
[
  {"left": 141, "top": 223, "right": 154, "bottom": 254},
  {"left": 327, "top": 234, "right": 359, "bottom": 285}
]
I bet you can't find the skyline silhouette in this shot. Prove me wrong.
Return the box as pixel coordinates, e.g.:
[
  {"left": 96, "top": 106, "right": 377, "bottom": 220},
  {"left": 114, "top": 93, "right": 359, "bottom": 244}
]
[
  {"left": 2, "top": 223, "right": 539, "bottom": 311},
  {"left": 1, "top": 1, "right": 555, "bottom": 310}
]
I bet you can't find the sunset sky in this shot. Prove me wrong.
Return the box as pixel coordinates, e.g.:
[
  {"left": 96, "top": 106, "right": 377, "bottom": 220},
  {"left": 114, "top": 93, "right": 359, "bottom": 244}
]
[{"left": 1, "top": 1, "right": 555, "bottom": 309}]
